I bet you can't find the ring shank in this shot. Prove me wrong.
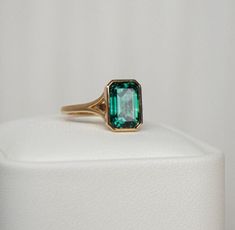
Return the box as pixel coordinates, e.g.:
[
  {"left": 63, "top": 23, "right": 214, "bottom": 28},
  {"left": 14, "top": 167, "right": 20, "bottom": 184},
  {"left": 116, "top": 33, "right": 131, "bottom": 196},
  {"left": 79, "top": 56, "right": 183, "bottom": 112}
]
[{"left": 61, "top": 93, "right": 106, "bottom": 117}]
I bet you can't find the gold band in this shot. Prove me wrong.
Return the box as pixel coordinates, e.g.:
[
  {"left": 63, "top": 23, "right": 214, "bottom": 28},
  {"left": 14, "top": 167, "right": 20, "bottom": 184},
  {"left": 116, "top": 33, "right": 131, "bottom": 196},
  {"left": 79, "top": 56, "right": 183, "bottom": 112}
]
[{"left": 61, "top": 93, "right": 106, "bottom": 118}]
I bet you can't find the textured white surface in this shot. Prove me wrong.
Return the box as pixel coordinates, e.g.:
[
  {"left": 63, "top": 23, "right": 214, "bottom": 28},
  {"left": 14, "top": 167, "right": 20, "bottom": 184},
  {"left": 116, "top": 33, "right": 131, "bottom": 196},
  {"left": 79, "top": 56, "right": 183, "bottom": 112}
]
[
  {"left": 0, "top": 117, "right": 224, "bottom": 230},
  {"left": 0, "top": 116, "right": 207, "bottom": 162}
]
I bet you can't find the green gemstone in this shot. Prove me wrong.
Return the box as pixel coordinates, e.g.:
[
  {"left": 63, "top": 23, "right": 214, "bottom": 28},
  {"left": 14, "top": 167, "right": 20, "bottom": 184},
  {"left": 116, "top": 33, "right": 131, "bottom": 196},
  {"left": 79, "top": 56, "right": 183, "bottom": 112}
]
[{"left": 108, "top": 80, "right": 142, "bottom": 129}]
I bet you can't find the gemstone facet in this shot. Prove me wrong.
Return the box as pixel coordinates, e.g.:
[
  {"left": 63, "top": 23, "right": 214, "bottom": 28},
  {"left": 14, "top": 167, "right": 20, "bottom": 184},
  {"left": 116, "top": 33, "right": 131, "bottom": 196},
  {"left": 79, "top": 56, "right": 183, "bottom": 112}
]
[{"left": 107, "top": 80, "right": 143, "bottom": 130}]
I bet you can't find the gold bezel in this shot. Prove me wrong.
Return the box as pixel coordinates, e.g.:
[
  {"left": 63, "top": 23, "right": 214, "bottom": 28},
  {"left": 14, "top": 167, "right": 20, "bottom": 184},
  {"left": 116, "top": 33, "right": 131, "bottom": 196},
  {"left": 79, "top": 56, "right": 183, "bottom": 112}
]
[{"left": 104, "top": 79, "right": 143, "bottom": 132}]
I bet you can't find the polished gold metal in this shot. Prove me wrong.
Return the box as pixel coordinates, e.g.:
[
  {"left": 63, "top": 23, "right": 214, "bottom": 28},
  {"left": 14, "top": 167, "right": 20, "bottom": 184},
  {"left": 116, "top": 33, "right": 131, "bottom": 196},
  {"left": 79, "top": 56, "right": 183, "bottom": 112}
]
[
  {"left": 61, "top": 93, "right": 106, "bottom": 118},
  {"left": 61, "top": 79, "right": 143, "bottom": 132}
]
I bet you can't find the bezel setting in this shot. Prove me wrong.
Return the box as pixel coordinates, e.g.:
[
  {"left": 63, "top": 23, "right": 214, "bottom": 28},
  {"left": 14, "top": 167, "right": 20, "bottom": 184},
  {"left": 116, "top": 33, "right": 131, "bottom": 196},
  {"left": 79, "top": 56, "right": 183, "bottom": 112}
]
[{"left": 105, "top": 79, "right": 143, "bottom": 132}]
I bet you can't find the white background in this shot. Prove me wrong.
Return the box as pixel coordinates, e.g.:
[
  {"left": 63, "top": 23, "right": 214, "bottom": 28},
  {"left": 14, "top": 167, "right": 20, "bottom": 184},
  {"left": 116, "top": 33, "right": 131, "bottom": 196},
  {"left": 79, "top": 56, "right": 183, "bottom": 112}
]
[{"left": 0, "top": 0, "right": 234, "bottom": 228}]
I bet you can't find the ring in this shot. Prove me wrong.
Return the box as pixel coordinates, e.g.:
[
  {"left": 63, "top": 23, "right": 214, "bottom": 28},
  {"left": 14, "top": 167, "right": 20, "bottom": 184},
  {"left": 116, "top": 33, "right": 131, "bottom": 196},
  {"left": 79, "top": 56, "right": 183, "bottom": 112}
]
[{"left": 61, "top": 79, "right": 143, "bottom": 132}]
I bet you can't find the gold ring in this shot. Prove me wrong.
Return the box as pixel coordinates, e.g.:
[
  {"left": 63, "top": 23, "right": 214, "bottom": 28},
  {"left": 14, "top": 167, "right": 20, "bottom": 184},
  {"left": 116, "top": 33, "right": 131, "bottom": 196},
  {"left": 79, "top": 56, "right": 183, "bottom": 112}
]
[{"left": 61, "top": 79, "right": 143, "bottom": 132}]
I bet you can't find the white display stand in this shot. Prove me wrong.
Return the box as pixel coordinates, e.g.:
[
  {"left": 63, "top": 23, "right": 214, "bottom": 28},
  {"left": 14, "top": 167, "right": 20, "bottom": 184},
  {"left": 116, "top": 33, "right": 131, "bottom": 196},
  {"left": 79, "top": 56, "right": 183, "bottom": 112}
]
[{"left": 0, "top": 116, "right": 224, "bottom": 230}]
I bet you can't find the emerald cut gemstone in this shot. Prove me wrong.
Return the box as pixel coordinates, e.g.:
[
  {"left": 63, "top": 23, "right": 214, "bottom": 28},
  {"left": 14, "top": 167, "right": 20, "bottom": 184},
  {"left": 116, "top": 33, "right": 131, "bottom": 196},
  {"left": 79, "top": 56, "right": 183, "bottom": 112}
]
[{"left": 107, "top": 80, "right": 143, "bottom": 130}]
